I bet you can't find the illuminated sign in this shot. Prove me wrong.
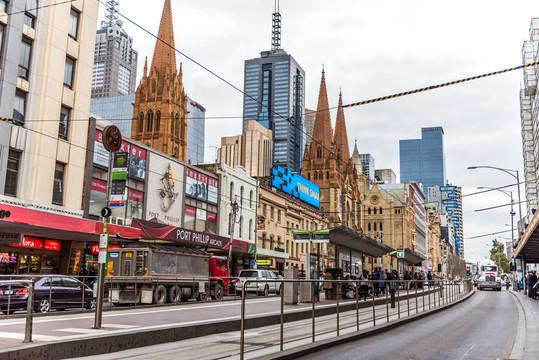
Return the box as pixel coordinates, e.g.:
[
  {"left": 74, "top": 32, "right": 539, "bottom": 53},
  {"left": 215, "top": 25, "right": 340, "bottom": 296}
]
[
  {"left": 271, "top": 166, "right": 320, "bottom": 208},
  {"left": 10, "top": 237, "right": 61, "bottom": 252},
  {"left": 89, "top": 244, "right": 122, "bottom": 255}
]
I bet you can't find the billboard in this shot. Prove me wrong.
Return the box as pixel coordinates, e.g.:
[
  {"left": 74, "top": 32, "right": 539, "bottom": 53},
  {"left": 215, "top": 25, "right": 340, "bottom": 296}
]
[
  {"left": 271, "top": 166, "right": 320, "bottom": 208},
  {"left": 185, "top": 167, "right": 219, "bottom": 204}
]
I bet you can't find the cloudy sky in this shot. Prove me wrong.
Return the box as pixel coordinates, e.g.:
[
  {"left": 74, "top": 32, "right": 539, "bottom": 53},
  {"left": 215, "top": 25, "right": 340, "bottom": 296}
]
[{"left": 101, "top": 0, "right": 538, "bottom": 264}]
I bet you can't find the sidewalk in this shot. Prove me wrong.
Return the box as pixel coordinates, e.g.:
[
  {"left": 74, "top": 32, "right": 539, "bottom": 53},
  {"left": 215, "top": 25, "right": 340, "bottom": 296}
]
[{"left": 510, "top": 289, "right": 539, "bottom": 359}]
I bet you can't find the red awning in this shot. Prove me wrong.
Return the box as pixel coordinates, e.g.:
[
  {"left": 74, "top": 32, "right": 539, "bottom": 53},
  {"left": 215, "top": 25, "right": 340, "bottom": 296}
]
[{"left": 0, "top": 203, "right": 141, "bottom": 242}]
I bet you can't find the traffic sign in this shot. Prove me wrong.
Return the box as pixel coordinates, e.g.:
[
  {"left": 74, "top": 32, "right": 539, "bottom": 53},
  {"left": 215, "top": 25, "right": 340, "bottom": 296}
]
[
  {"left": 102, "top": 125, "right": 122, "bottom": 152},
  {"left": 101, "top": 207, "right": 112, "bottom": 218},
  {"left": 396, "top": 248, "right": 405, "bottom": 258}
]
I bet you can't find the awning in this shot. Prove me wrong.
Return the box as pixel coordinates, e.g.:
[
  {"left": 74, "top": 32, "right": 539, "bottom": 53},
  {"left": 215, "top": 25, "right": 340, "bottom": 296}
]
[
  {"left": 402, "top": 248, "right": 426, "bottom": 264},
  {"left": 0, "top": 203, "right": 141, "bottom": 242},
  {"left": 329, "top": 226, "right": 394, "bottom": 257},
  {"left": 514, "top": 211, "right": 539, "bottom": 262}
]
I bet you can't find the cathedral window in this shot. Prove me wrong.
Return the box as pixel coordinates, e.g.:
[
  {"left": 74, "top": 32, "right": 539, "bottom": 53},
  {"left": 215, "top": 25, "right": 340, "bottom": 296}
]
[
  {"left": 317, "top": 146, "right": 322, "bottom": 159},
  {"left": 326, "top": 171, "right": 329, "bottom": 179},
  {"left": 368, "top": 207, "right": 371, "bottom": 215},
  {"left": 175, "top": 113, "right": 180, "bottom": 138},
  {"left": 138, "top": 112, "right": 144, "bottom": 132},
  {"left": 156, "top": 110, "right": 161, "bottom": 131},
  {"left": 146, "top": 110, "right": 153, "bottom": 132}
]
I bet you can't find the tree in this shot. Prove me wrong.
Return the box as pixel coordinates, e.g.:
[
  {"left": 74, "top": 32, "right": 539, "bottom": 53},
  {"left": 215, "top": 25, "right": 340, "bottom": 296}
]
[{"left": 490, "top": 239, "right": 510, "bottom": 273}]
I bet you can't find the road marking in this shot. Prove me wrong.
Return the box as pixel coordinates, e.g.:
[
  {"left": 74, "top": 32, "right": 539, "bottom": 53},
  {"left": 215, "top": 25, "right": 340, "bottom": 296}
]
[
  {"left": 57, "top": 328, "right": 110, "bottom": 334},
  {"left": 0, "top": 331, "right": 60, "bottom": 341},
  {"left": 509, "top": 291, "right": 526, "bottom": 360}
]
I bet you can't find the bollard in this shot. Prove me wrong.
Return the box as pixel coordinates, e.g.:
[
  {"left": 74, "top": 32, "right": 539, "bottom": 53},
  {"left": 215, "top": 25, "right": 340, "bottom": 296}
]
[
  {"left": 390, "top": 281, "right": 396, "bottom": 309},
  {"left": 7, "top": 280, "right": 12, "bottom": 318},
  {"left": 415, "top": 284, "right": 418, "bottom": 314},
  {"left": 422, "top": 284, "right": 425, "bottom": 312},
  {"left": 23, "top": 279, "right": 34, "bottom": 343}
]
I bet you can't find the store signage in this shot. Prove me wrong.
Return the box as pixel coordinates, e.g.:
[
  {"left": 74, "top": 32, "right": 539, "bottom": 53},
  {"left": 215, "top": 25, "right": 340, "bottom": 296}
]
[
  {"left": 271, "top": 166, "right": 320, "bottom": 208},
  {"left": 0, "top": 253, "right": 17, "bottom": 264},
  {"left": 93, "top": 130, "right": 147, "bottom": 181},
  {"left": 90, "top": 244, "right": 121, "bottom": 255},
  {"left": 10, "top": 237, "right": 61, "bottom": 252},
  {"left": 185, "top": 168, "right": 219, "bottom": 204},
  {"left": 0, "top": 233, "right": 21, "bottom": 242},
  {"left": 102, "top": 125, "right": 123, "bottom": 152},
  {"left": 256, "top": 259, "right": 272, "bottom": 266}
]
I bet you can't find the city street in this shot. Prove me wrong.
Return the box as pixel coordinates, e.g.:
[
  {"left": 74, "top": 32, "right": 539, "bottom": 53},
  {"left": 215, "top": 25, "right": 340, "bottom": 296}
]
[{"left": 300, "top": 290, "right": 530, "bottom": 360}]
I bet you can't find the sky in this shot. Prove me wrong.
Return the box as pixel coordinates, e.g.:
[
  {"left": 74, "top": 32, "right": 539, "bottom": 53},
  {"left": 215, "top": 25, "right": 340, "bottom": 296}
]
[{"left": 99, "top": 0, "right": 538, "bottom": 264}]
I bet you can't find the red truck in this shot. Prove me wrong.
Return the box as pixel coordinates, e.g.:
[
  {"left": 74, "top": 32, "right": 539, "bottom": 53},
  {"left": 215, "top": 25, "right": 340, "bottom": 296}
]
[{"left": 107, "top": 243, "right": 233, "bottom": 305}]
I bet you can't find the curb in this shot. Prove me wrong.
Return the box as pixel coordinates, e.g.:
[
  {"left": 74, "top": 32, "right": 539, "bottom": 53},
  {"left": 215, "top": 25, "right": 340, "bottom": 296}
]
[
  {"left": 254, "top": 289, "right": 476, "bottom": 360},
  {"left": 0, "top": 289, "right": 438, "bottom": 360}
]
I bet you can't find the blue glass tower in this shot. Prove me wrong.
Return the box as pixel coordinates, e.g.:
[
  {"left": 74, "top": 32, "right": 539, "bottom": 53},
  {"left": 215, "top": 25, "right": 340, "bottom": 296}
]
[
  {"left": 242, "top": 6, "right": 305, "bottom": 172},
  {"left": 399, "top": 127, "right": 446, "bottom": 197}
]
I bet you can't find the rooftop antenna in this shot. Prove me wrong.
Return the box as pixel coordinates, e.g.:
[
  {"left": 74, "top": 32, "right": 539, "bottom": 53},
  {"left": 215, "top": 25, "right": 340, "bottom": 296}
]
[
  {"left": 272, "top": 0, "right": 282, "bottom": 51},
  {"left": 105, "top": 0, "right": 119, "bottom": 26}
]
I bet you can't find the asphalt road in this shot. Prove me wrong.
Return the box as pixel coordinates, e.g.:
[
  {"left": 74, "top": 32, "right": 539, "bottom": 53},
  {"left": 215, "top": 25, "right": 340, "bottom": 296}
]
[{"left": 300, "top": 289, "right": 521, "bottom": 360}]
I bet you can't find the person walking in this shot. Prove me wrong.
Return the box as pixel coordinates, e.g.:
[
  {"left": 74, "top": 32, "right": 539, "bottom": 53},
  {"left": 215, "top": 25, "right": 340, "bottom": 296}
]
[{"left": 359, "top": 270, "right": 370, "bottom": 301}]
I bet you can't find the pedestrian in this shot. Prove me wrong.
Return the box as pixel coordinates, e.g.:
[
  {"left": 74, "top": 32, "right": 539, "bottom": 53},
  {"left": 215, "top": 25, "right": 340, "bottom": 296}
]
[
  {"left": 528, "top": 271, "right": 536, "bottom": 298},
  {"left": 372, "top": 268, "right": 380, "bottom": 296},
  {"left": 404, "top": 270, "right": 411, "bottom": 290},
  {"left": 427, "top": 271, "right": 433, "bottom": 288},
  {"left": 531, "top": 271, "right": 538, "bottom": 300},
  {"left": 359, "top": 270, "right": 370, "bottom": 301}
]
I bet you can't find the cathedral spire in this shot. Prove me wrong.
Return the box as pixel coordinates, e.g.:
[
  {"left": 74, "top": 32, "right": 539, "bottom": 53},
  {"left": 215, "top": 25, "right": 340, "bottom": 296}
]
[
  {"left": 351, "top": 139, "right": 363, "bottom": 175},
  {"left": 307, "top": 69, "right": 333, "bottom": 160},
  {"left": 150, "top": 0, "right": 177, "bottom": 75},
  {"left": 333, "top": 91, "right": 350, "bottom": 161},
  {"left": 143, "top": 56, "right": 148, "bottom": 78}
]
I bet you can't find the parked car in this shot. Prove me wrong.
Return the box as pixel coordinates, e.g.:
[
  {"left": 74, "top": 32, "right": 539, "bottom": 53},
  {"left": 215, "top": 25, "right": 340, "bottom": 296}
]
[
  {"left": 0, "top": 276, "right": 95, "bottom": 314},
  {"left": 236, "top": 270, "right": 281, "bottom": 296}
]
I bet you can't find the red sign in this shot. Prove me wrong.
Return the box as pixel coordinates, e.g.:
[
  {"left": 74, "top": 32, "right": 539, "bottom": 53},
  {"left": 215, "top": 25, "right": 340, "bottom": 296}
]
[
  {"left": 91, "top": 178, "right": 107, "bottom": 193},
  {"left": 185, "top": 206, "right": 196, "bottom": 217},
  {"left": 96, "top": 131, "right": 147, "bottom": 160},
  {"left": 127, "top": 188, "right": 144, "bottom": 203},
  {"left": 89, "top": 244, "right": 121, "bottom": 255},
  {"left": 207, "top": 212, "right": 217, "bottom": 223},
  {"left": 11, "top": 237, "right": 61, "bottom": 252}
]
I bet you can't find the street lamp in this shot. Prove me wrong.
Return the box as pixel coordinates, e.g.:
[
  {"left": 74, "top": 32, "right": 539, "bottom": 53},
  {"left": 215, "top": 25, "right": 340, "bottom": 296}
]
[
  {"left": 468, "top": 166, "right": 523, "bottom": 229},
  {"left": 477, "top": 186, "right": 516, "bottom": 249}
]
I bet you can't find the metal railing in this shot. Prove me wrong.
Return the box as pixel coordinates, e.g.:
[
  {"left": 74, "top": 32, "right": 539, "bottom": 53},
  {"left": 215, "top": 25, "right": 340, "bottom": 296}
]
[{"left": 239, "top": 279, "right": 472, "bottom": 360}]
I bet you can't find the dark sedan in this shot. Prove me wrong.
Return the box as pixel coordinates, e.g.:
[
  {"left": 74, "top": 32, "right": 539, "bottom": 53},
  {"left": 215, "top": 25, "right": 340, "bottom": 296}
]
[{"left": 0, "top": 276, "right": 95, "bottom": 314}]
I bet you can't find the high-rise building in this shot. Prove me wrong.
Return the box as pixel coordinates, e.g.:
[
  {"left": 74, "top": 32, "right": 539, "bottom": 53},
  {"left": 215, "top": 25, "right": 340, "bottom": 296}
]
[
  {"left": 304, "top": 108, "right": 316, "bottom": 151},
  {"left": 399, "top": 127, "right": 446, "bottom": 198},
  {"left": 131, "top": 0, "right": 188, "bottom": 161},
  {"left": 186, "top": 99, "right": 206, "bottom": 165},
  {"left": 359, "top": 154, "right": 375, "bottom": 180},
  {"left": 91, "top": 1, "right": 138, "bottom": 98},
  {"left": 375, "top": 169, "right": 396, "bottom": 184},
  {"left": 520, "top": 18, "right": 539, "bottom": 214},
  {"left": 90, "top": 94, "right": 135, "bottom": 136},
  {"left": 242, "top": 5, "right": 305, "bottom": 172},
  {"left": 429, "top": 184, "right": 464, "bottom": 258},
  {"left": 217, "top": 120, "right": 273, "bottom": 177},
  {"left": 0, "top": 0, "right": 98, "bottom": 211}
]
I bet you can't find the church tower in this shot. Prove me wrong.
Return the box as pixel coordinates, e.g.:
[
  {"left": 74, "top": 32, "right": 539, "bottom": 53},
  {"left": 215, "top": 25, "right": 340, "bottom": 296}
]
[{"left": 131, "top": 0, "right": 188, "bottom": 160}]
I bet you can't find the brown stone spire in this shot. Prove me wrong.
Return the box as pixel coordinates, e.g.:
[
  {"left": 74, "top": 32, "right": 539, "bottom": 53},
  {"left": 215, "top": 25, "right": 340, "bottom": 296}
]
[
  {"left": 307, "top": 70, "right": 333, "bottom": 160},
  {"left": 333, "top": 91, "right": 350, "bottom": 161},
  {"left": 151, "top": 0, "right": 177, "bottom": 75}
]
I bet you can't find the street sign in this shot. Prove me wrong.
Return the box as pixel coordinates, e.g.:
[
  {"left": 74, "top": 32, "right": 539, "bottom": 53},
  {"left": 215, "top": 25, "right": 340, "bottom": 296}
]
[
  {"left": 293, "top": 231, "right": 311, "bottom": 244},
  {"left": 101, "top": 207, "right": 112, "bottom": 218},
  {"left": 256, "top": 259, "right": 272, "bottom": 266},
  {"left": 312, "top": 229, "right": 330, "bottom": 243},
  {"left": 102, "top": 125, "right": 122, "bottom": 152},
  {"left": 396, "top": 248, "right": 405, "bottom": 258},
  {"left": 99, "top": 234, "right": 109, "bottom": 249}
]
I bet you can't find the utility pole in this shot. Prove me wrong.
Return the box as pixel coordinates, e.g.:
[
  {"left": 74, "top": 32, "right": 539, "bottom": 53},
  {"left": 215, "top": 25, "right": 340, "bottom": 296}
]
[{"left": 228, "top": 197, "right": 240, "bottom": 274}]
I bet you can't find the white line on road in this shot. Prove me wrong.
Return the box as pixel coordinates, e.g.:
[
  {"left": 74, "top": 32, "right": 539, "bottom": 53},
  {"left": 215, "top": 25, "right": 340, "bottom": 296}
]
[{"left": 509, "top": 291, "right": 526, "bottom": 360}]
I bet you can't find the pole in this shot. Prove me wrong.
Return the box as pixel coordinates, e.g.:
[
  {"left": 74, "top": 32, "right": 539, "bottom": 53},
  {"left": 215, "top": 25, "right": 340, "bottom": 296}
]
[
  {"left": 23, "top": 279, "right": 34, "bottom": 343},
  {"left": 228, "top": 199, "right": 239, "bottom": 275},
  {"left": 516, "top": 171, "right": 523, "bottom": 227},
  {"left": 94, "top": 151, "right": 113, "bottom": 329},
  {"left": 510, "top": 192, "right": 515, "bottom": 250}
]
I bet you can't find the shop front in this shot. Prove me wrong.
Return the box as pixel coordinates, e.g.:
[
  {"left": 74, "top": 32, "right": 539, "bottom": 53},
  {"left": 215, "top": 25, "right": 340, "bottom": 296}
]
[{"left": 0, "top": 235, "right": 62, "bottom": 274}]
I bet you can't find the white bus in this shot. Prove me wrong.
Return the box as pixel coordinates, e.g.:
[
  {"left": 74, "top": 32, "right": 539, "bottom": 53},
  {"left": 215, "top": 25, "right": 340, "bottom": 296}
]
[{"left": 477, "top": 259, "right": 501, "bottom": 291}]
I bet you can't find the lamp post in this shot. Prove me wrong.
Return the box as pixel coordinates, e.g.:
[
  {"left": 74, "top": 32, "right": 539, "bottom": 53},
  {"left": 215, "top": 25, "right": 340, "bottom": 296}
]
[
  {"left": 468, "top": 166, "right": 523, "bottom": 225},
  {"left": 477, "top": 186, "right": 516, "bottom": 250}
]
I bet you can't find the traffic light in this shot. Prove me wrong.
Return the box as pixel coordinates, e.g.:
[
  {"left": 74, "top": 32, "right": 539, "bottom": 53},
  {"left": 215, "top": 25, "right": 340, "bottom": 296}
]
[{"left": 0, "top": 209, "right": 11, "bottom": 219}]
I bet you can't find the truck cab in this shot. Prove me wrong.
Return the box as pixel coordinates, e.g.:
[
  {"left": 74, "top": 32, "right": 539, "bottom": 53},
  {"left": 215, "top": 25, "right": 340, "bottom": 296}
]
[
  {"left": 477, "top": 259, "right": 502, "bottom": 291},
  {"left": 209, "top": 256, "right": 233, "bottom": 295}
]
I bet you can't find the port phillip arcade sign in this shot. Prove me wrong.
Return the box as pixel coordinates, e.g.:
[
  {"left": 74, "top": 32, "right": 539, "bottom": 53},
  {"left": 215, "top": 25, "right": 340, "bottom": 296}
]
[{"left": 132, "top": 219, "right": 230, "bottom": 250}]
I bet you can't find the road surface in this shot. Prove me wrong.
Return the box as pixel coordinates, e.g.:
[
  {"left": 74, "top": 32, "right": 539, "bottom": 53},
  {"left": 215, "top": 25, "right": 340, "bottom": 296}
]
[{"left": 301, "top": 289, "right": 526, "bottom": 360}]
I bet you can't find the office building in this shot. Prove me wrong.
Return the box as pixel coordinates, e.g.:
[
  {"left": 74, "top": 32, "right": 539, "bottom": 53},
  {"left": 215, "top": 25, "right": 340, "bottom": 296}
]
[
  {"left": 429, "top": 184, "right": 464, "bottom": 258},
  {"left": 0, "top": 0, "right": 98, "bottom": 211},
  {"left": 359, "top": 153, "right": 375, "bottom": 180},
  {"left": 242, "top": 5, "right": 305, "bottom": 172},
  {"left": 399, "top": 127, "right": 446, "bottom": 199},
  {"left": 186, "top": 99, "right": 206, "bottom": 165},
  {"left": 520, "top": 18, "right": 539, "bottom": 214},
  {"left": 90, "top": 94, "right": 134, "bottom": 136},
  {"left": 375, "top": 169, "right": 396, "bottom": 184},
  {"left": 304, "top": 108, "right": 316, "bottom": 151},
  {"left": 91, "top": 1, "right": 137, "bottom": 98},
  {"left": 218, "top": 120, "right": 273, "bottom": 177},
  {"left": 131, "top": 0, "right": 188, "bottom": 161}
]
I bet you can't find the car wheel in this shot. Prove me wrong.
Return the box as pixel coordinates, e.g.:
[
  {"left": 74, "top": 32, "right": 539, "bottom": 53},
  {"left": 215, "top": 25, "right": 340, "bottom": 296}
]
[
  {"left": 2, "top": 309, "right": 15, "bottom": 315},
  {"left": 197, "top": 292, "right": 207, "bottom": 302},
  {"left": 89, "top": 298, "right": 97, "bottom": 310},
  {"left": 212, "top": 284, "right": 223, "bottom": 301},
  {"left": 38, "top": 298, "right": 51, "bottom": 313}
]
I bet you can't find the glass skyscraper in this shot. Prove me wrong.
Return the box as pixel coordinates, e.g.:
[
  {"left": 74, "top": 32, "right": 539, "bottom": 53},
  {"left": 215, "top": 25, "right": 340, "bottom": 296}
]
[{"left": 399, "top": 127, "right": 446, "bottom": 197}]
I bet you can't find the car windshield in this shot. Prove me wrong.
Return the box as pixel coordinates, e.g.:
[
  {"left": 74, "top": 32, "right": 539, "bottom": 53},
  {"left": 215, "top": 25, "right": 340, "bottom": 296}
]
[
  {"left": 482, "top": 266, "right": 497, "bottom": 272},
  {"left": 240, "top": 271, "right": 259, "bottom": 278}
]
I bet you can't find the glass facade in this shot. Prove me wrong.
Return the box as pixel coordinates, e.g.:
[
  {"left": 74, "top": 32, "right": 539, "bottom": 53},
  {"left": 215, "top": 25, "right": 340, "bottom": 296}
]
[
  {"left": 186, "top": 98, "right": 205, "bottom": 165},
  {"left": 359, "top": 153, "right": 375, "bottom": 180},
  {"left": 242, "top": 51, "right": 305, "bottom": 172},
  {"left": 90, "top": 94, "right": 135, "bottom": 137},
  {"left": 399, "top": 127, "right": 446, "bottom": 199}
]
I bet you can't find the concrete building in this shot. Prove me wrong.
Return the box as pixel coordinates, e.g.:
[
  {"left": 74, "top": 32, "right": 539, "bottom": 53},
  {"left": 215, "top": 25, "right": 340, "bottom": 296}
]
[
  {"left": 91, "top": 1, "right": 137, "bottom": 99},
  {"left": 399, "top": 127, "right": 446, "bottom": 199},
  {"left": 186, "top": 99, "right": 205, "bottom": 165},
  {"left": 131, "top": 0, "right": 188, "bottom": 161},
  {"left": 0, "top": 0, "right": 98, "bottom": 212},
  {"left": 217, "top": 120, "right": 273, "bottom": 177},
  {"left": 242, "top": 6, "right": 305, "bottom": 172},
  {"left": 359, "top": 153, "right": 375, "bottom": 180},
  {"left": 520, "top": 18, "right": 539, "bottom": 214},
  {"left": 375, "top": 169, "right": 396, "bottom": 184}
]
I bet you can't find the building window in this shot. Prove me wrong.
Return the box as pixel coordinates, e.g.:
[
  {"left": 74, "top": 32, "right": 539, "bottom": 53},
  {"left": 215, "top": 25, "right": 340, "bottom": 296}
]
[
  {"left": 52, "top": 162, "right": 65, "bottom": 206},
  {"left": 175, "top": 114, "right": 180, "bottom": 138},
  {"left": 24, "top": 0, "right": 37, "bottom": 28},
  {"left": 155, "top": 110, "right": 161, "bottom": 131},
  {"left": 64, "top": 57, "right": 75, "bottom": 89},
  {"left": 380, "top": 222, "right": 383, "bottom": 231},
  {"left": 263, "top": 204, "right": 267, "bottom": 217},
  {"left": 240, "top": 186, "right": 244, "bottom": 207},
  {"left": 368, "top": 222, "right": 371, "bottom": 231},
  {"left": 379, "top": 208, "right": 383, "bottom": 214},
  {"left": 18, "top": 37, "right": 32, "bottom": 80},
  {"left": 239, "top": 216, "right": 243, "bottom": 239},
  {"left": 262, "top": 234, "right": 266, "bottom": 249},
  {"left": 138, "top": 112, "right": 144, "bottom": 132},
  {"left": 58, "top": 106, "right": 70, "bottom": 140},
  {"left": 374, "top": 208, "right": 377, "bottom": 215},
  {"left": 270, "top": 236, "right": 274, "bottom": 250},
  {"left": 69, "top": 8, "right": 80, "bottom": 40},
  {"left": 317, "top": 146, "right": 322, "bottom": 158},
  {"left": 249, "top": 190, "right": 253, "bottom": 208},
  {"left": 0, "top": 25, "right": 5, "bottom": 69},
  {"left": 367, "top": 207, "right": 371, "bottom": 215},
  {"left": 229, "top": 182, "right": 234, "bottom": 203},
  {"left": 248, "top": 219, "right": 252, "bottom": 241},
  {"left": 286, "top": 221, "right": 290, "bottom": 234},
  {"left": 374, "top": 222, "right": 377, "bottom": 231},
  {"left": 277, "top": 209, "right": 281, "bottom": 222},
  {"left": 270, "top": 206, "right": 274, "bottom": 220},
  {"left": 4, "top": 150, "right": 21, "bottom": 197},
  {"left": 13, "top": 91, "right": 26, "bottom": 125},
  {"left": 146, "top": 110, "right": 153, "bottom": 132}
]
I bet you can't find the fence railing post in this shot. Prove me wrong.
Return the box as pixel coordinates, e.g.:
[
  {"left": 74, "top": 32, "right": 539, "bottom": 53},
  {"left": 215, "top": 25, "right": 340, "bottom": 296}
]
[
  {"left": 336, "top": 280, "right": 340, "bottom": 336},
  {"left": 312, "top": 280, "right": 316, "bottom": 343},
  {"left": 372, "top": 280, "right": 376, "bottom": 326},
  {"left": 280, "top": 280, "right": 284, "bottom": 352},
  {"left": 23, "top": 279, "right": 34, "bottom": 343},
  {"left": 407, "top": 281, "right": 410, "bottom": 316},
  {"left": 356, "top": 280, "right": 360, "bottom": 331},
  {"left": 240, "top": 280, "right": 247, "bottom": 360},
  {"left": 385, "top": 283, "right": 389, "bottom": 323}
]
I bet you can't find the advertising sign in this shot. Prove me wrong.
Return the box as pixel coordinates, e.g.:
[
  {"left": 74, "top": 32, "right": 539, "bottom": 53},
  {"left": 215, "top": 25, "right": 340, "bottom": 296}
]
[
  {"left": 185, "top": 168, "right": 217, "bottom": 203},
  {"left": 208, "top": 177, "right": 219, "bottom": 204},
  {"left": 11, "top": 237, "right": 61, "bottom": 252},
  {"left": 145, "top": 153, "right": 184, "bottom": 227},
  {"left": 257, "top": 215, "right": 266, "bottom": 232},
  {"left": 271, "top": 166, "right": 320, "bottom": 208}
]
